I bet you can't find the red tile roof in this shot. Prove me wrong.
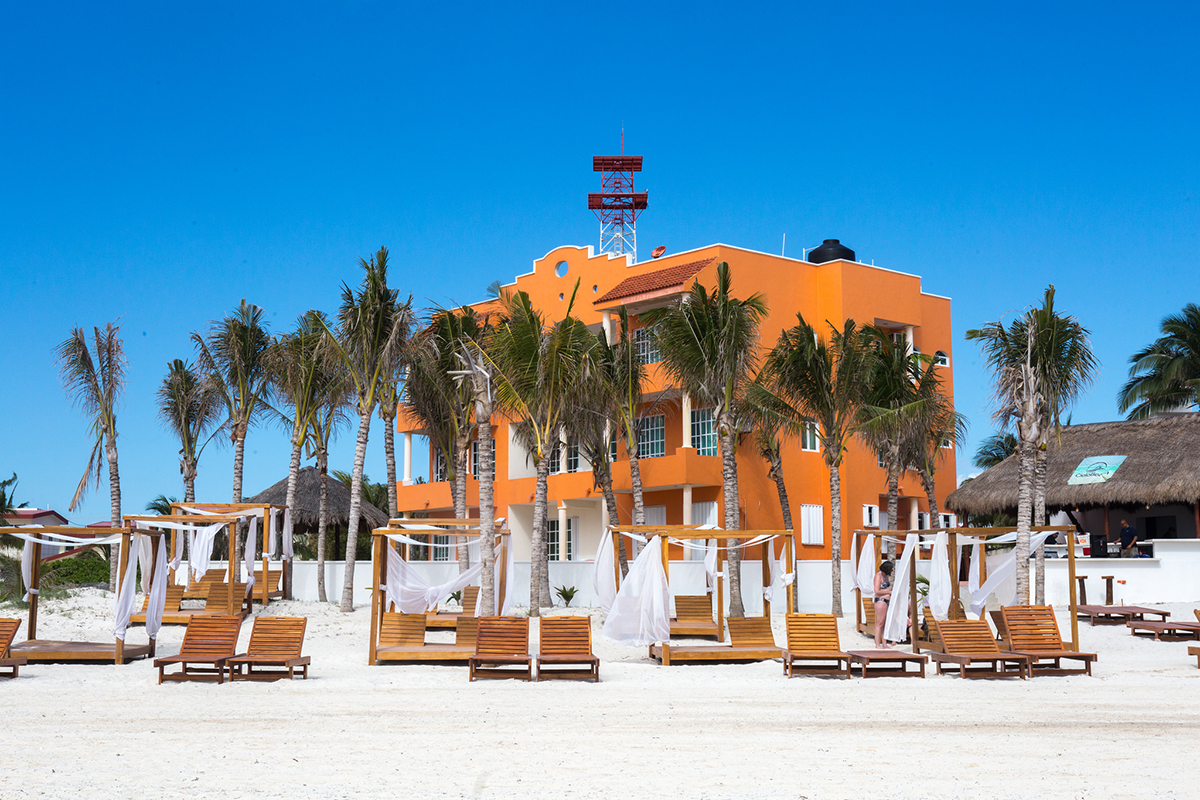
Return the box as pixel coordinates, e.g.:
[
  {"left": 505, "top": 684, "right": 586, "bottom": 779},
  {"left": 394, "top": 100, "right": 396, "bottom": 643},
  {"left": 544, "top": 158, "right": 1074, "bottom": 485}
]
[{"left": 593, "top": 257, "right": 715, "bottom": 305}]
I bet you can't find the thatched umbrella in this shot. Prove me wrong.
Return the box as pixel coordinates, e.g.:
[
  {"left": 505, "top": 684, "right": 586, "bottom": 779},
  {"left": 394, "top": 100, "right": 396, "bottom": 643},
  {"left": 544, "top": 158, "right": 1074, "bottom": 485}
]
[{"left": 245, "top": 466, "right": 389, "bottom": 534}]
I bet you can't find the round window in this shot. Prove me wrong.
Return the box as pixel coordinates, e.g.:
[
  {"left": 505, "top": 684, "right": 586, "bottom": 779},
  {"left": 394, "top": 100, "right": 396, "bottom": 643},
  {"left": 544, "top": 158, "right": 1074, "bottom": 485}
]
[
  {"left": 592, "top": 284, "right": 599, "bottom": 293},
  {"left": 558, "top": 293, "right": 565, "bottom": 301},
  {"left": 554, "top": 260, "right": 569, "bottom": 277}
]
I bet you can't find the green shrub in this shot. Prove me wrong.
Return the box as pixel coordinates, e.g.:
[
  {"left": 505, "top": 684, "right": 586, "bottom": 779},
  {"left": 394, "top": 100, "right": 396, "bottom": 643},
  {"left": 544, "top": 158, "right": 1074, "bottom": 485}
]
[{"left": 41, "top": 552, "right": 110, "bottom": 588}]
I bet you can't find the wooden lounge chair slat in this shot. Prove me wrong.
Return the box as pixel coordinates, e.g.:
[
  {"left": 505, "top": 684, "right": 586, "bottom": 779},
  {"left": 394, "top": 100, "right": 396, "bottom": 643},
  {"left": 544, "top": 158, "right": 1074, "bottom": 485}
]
[
  {"left": 670, "top": 594, "right": 720, "bottom": 639},
  {"left": 781, "top": 614, "right": 850, "bottom": 678},
  {"left": 930, "top": 618, "right": 1029, "bottom": 679},
  {"left": 469, "top": 617, "right": 532, "bottom": 681},
  {"left": 651, "top": 616, "right": 780, "bottom": 665},
  {"left": 536, "top": 616, "right": 598, "bottom": 682},
  {"left": 0, "top": 618, "right": 27, "bottom": 678},
  {"left": 1001, "top": 605, "right": 1097, "bottom": 676},
  {"left": 154, "top": 614, "right": 243, "bottom": 684},
  {"left": 227, "top": 617, "right": 310, "bottom": 680}
]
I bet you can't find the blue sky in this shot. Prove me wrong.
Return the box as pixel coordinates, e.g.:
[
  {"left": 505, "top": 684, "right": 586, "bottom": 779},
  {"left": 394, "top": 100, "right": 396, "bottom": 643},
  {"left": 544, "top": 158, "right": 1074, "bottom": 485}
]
[{"left": 2, "top": 3, "right": 1197, "bottom": 521}]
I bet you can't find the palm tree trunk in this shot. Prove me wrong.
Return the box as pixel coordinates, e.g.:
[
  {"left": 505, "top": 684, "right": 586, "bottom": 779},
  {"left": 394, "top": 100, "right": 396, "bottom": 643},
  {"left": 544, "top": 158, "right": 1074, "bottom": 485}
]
[
  {"left": 768, "top": 448, "right": 793, "bottom": 531},
  {"left": 455, "top": 433, "right": 471, "bottom": 574},
  {"left": 231, "top": 431, "right": 246, "bottom": 582},
  {"left": 530, "top": 455, "right": 551, "bottom": 614},
  {"left": 923, "top": 472, "right": 939, "bottom": 519},
  {"left": 1033, "top": 444, "right": 1047, "bottom": 605},
  {"left": 285, "top": 437, "right": 302, "bottom": 600},
  {"left": 629, "top": 445, "right": 646, "bottom": 526},
  {"left": 383, "top": 414, "right": 398, "bottom": 518},
  {"left": 477, "top": 408, "right": 496, "bottom": 617},
  {"left": 719, "top": 425, "right": 745, "bottom": 618},
  {"left": 106, "top": 434, "right": 121, "bottom": 591},
  {"left": 340, "top": 408, "right": 372, "bottom": 612},
  {"left": 829, "top": 460, "right": 843, "bottom": 617},
  {"left": 885, "top": 444, "right": 901, "bottom": 558},
  {"left": 183, "top": 458, "right": 196, "bottom": 503},
  {"left": 1015, "top": 436, "right": 1035, "bottom": 605},
  {"left": 596, "top": 462, "right": 627, "bottom": 577},
  {"left": 317, "top": 451, "right": 329, "bottom": 603}
]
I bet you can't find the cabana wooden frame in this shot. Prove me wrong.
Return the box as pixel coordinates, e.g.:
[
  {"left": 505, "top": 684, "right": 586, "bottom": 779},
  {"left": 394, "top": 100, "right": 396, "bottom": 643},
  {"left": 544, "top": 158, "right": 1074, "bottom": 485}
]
[
  {"left": 387, "top": 518, "right": 487, "bottom": 629},
  {"left": 367, "top": 525, "right": 512, "bottom": 666},
  {"left": 170, "top": 502, "right": 290, "bottom": 604},
  {"left": 609, "top": 526, "right": 795, "bottom": 666},
  {"left": 3, "top": 526, "right": 165, "bottom": 665},
  {"left": 851, "top": 526, "right": 1080, "bottom": 655}
]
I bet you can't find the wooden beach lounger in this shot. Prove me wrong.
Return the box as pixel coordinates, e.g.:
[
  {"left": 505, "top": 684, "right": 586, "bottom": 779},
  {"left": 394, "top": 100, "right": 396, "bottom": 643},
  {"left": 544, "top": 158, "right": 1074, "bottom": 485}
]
[
  {"left": 1077, "top": 604, "right": 1171, "bottom": 626},
  {"left": 426, "top": 585, "right": 479, "bottom": 630},
  {"left": 1125, "top": 619, "right": 1200, "bottom": 641},
  {"left": 929, "top": 619, "right": 1029, "bottom": 679},
  {"left": 469, "top": 617, "right": 532, "bottom": 681},
  {"left": 130, "top": 584, "right": 186, "bottom": 625},
  {"left": 183, "top": 568, "right": 227, "bottom": 600},
  {"left": 670, "top": 594, "right": 720, "bottom": 639},
  {"left": 227, "top": 617, "right": 310, "bottom": 680},
  {"left": 1189, "top": 646, "right": 1200, "bottom": 668},
  {"left": 844, "top": 649, "right": 928, "bottom": 678},
  {"left": 781, "top": 614, "right": 851, "bottom": 678},
  {"left": 536, "top": 616, "right": 599, "bottom": 682},
  {"left": 375, "top": 612, "right": 478, "bottom": 664},
  {"left": 1001, "top": 606, "right": 1097, "bottom": 676},
  {"left": 650, "top": 616, "right": 781, "bottom": 665},
  {"left": 857, "top": 595, "right": 877, "bottom": 636},
  {"left": 155, "top": 615, "right": 243, "bottom": 684},
  {"left": 160, "top": 582, "right": 252, "bottom": 625},
  {"left": 250, "top": 567, "right": 284, "bottom": 603},
  {"left": 0, "top": 618, "right": 27, "bottom": 679}
]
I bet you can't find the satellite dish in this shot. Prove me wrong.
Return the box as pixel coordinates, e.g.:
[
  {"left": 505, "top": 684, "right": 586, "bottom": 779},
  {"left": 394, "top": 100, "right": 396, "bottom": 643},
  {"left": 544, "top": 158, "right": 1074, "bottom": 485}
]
[{"left": 651, "top": 245, "right": 666, "bottom": 258}]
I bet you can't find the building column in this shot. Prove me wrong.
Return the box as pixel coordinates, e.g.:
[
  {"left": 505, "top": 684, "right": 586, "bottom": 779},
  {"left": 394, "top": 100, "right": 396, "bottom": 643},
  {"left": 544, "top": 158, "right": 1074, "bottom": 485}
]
[
  {"left": 602, "top": 311, "right": 614, "bottom": 344},
  {"left": 680, "top": 392, "right": 693, "bottom": 450},
  {"left": 682, "top": 484, "right": 693, "bottom": 524},
  {"left": 558, "top": 503, "right": 569, "bottom": 563},
  {"left": 601, "top": 495, "right": 610, "bottom": 531},
  {"left": 403, "top": 432, "right": 413, "bottom": 485},
  {"left": 909, "top": 497, "right": 920, "bottom": 529}
]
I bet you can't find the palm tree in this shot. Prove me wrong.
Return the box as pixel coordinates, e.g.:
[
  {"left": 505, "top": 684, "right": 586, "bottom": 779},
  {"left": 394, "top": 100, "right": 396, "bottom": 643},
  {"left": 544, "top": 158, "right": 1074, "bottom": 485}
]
[
  {"left": 157, "top": 359, "right": 221, "bottom": 503},
  {"left": 270, "top": 310, "right": 339, "bottom": 598},
  {"left": 967, "top": 285, "right": 1096, "bottom": 604},
  {"left": 643, "top": 262, "right": 767, "bottom": 617},
  {"left": 323, "top": 246, "right": 413, "bottom": 611},
  {"left": 193, "top": 300, "right": 273, "bottom": 581},
  {"left": 906, "top": 362, "right": 967, "bottom": 522},
  {"left": 308, "top": 364, "right": 350, "bottom": 603},
  {"left": 456, "top": 333, "right": 499, "bottom": 615},
  {"left": 973, "top": 431, "right": 1018, "bottom": 469},
  {"left": 749, "top": 315, "right": 876, "bottom": 616},
  {"left": 745, "top": 383, "right": 794, "bottom": 532},
  {"left": 1, "top": 473, "right": 28, "bottom": 549},
  {"left": 1118, "top": 302, "right": 1200, "bottom": 418},
  {"left": 405, "top": 307, "right": 487, "bottom": 573},
  {"left": 56, "top": 323, "right": 126, "bottom": 590},
  {"left": 145, "top": 495, "right": 178, "bottom": 515},
  {"left": 485, "top": 283, "right": 596, "bottom": 613}
]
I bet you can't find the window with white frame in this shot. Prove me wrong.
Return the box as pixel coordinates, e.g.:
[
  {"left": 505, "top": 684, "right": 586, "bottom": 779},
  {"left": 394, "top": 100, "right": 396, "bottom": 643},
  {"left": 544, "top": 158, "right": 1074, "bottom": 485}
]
[
  {"left": 432, "top": 534, "right": 451, "bottom": 562},
  {"left": 940, "top": 437, "right": 953, "bottom": 449},
  {"left": 800, "top": 504, "right": 824, "bottom": 545},
  {"left": 940, "top": 513, "right": 957, "bottom": 528},
  {"left": 934, "top": 351, "right": 949, "bottom": 367},
  {"left": 549, "top": 443, "right": 562, "bottom": 474},
  {"left": 633, "top": 327, "right": 660, "bottom": 365},
  {"left": 471, "top": 438, "right": 496, "bottom": 479},
  {"left": 638, "top": 414, "right": 666, "bottom": 459},
  {"left": 917, "top": 512, "right": 930, "bottom": 530},
  {"left": 863, "top": 504, "right": 879, "bottom": 527},
  {"left": 877, "top": 452, "right": 886, "bottom": 469},
  {"left": 801, "top": 421, "right": 820, "bottom": 452},
  {"left": 547, "top": 518, "right": 560, "bottom": 561},
  {"left": 434, "top": 448, "right": 447, "bottom": 482},
  {"left": 690, "top": 408, "right": 717, "bottom": 456},
  {"left": 610, "top": 435, "right": 618, "bottom": 463},
  {"left": 566, "top": 517, "right": 579, "bottom": 561},
  {"left": 566, "top": 441, "right": 579, "bottom": 472}
]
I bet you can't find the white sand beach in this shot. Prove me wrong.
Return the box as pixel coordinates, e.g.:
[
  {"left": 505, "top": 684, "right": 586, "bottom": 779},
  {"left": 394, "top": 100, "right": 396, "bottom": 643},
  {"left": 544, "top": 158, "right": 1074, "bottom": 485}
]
[{"left": 2, "top": 593, "right": 1199, "bottom": 800}]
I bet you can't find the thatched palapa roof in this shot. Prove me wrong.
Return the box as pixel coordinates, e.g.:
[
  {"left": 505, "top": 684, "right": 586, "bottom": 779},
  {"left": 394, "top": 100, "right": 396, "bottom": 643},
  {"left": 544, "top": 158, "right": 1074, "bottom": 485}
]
[
  {"left": 947, "top": 413, "right": 1200, "bottom": 515},
  {"left": 245, "top": 466, "right": 389, "bottom": 530}
]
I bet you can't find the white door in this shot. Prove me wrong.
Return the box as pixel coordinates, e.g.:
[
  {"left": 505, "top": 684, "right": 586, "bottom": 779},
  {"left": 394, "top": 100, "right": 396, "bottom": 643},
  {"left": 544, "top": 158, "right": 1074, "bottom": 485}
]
[{"left": 689, "top": 501, "right": 718, "bottom": 559}]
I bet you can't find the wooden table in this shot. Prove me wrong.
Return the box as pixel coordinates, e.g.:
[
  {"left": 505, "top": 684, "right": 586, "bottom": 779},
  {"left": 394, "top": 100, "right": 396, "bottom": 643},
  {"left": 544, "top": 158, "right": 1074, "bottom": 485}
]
[{"left": 845, "top": 649, "right": 928, "bottom": 678}]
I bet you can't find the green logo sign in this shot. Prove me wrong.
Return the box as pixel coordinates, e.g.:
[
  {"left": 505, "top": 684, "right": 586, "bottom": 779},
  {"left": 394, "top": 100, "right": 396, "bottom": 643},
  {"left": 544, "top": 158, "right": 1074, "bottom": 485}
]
[{"left": 1068, "top": 455, "right": 1127, "bottom": 485}]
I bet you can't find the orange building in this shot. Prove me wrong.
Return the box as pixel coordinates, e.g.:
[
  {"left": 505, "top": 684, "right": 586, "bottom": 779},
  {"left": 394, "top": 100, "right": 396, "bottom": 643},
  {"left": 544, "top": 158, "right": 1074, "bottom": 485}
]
[{"left": 394, "top": 241, "right": 956, "bottom": 570}]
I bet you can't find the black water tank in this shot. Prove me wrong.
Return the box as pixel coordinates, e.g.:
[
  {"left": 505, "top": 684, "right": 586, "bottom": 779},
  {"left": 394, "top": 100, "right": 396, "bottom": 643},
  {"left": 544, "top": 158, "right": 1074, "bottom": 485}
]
[{"left": 807, "top": 239, "right": 855, "bottom": 264}]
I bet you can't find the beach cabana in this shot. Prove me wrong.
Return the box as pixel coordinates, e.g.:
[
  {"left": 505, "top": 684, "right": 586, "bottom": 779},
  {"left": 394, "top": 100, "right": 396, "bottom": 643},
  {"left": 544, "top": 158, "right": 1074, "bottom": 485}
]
[
  {"left": 171, "top": 502, "right": 289, "bottom": 606},
  {"left": 601, "top": 527, "right": 794, "bottom": 665},
  {"left": 387, "top": 517, "right": 487, "bottom": 629},
  {"left": 3, "top": 525, "right": 167, "bottom": 664}
]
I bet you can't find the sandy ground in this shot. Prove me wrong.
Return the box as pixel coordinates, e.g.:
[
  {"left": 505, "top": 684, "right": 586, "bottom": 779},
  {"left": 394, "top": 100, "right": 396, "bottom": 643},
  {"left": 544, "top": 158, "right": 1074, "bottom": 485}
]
[{"left": 2, "top": 590, "right": 1199, "bottom": 800}]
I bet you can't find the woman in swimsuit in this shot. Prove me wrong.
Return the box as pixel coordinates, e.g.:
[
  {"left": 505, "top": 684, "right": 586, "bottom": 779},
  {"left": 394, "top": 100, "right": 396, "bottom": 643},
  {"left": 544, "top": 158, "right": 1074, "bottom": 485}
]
[{"left": 874, "top": 560, "right": 894, "bottom": 648}]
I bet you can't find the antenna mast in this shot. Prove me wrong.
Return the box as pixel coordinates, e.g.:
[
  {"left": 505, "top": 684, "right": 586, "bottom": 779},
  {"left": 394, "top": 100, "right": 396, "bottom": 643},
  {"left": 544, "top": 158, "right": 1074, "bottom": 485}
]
[{"left": 588, "top": 140, "right": 647, "bottom": 262}]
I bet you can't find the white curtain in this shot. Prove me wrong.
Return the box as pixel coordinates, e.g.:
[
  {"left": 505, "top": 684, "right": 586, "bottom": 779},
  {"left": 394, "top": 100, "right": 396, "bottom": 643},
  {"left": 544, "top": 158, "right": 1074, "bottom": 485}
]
[
  {"left": 143, "top": 540, "right": 169, "bottom": 640},
  {"left": 593, "top": 529, "right": 617, "bottom": 614},
  {"left": 21, "top": 539, "right": 37, "bottom": 602},
  {"left": 969, "top": 531, "right": 1055, "bottom": 614},
  {"left": 282, "top": 508, "right": 293, "bottom": 559},
  {"left": 243, "top": 517, "right": 258, "bottom": 592},
  {"left": 883, "top": 533, "right": 919, "bottom": 642},
  {"left": 500, "top": 534, "right": 515, "bottom": 616},
  {"left": 137, "top": 536, "right": 153, "bottom": 596},
  {"left": 113, "top": 536, "right": 143, "bottom": 641},
  {"left": 927, "top": 532, "right": 952, "bottom": 620},
  {"left": 187, "top": 522, "right": 223, "bottom": 585},
  {"left": 600, "top": 535, "right": 671, "bottom": 647},
  {"left": 968, "top": 542, "right": 982, "bottom": 593},
  {"left": 856, "top": 534, "right": 877, "bottom": 598},
  {"left": 384, "top": 542, "right": 483, "bottom": 614},
  {"left": 764, "top": 541, "right": 794, "bottom": 601}
]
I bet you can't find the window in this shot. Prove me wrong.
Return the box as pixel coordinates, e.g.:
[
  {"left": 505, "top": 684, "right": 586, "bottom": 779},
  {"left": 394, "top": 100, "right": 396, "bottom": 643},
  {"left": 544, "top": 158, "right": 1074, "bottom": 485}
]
[
  {"left": 548, "top": 517, "right": 580, "bottom": 562},
  {"left": 877, "top": 453, "right": 886, "bottom": 469},
  {"left": 434, "top": 448, "right": 447, "bottom": 483},
  {"left": 432, "top": 534, "right": 451, "bottom": 562},
  {"left": 547, "top": 519, "right": 560, "bottom": 561},
  {"left": 471, "top": 439, "right": 496, "bottom": 479},
  {"left": 549, "top": 443, "right": 562, "bottom": 474},
  {"left": 610, "top": 435, "right": 618, "bottom": 463},
  {"left": 800, "top": 421, "right": 820, "bottom": 452},
  {"left": 934, "top": 351, "right": 949, "bottom": 367},
  {"left": 800, "top": 504, "right": 824, "bottom": 545},
  {"left": 633, "top": 327, "right": 660, "bottom": 365},
  {"left": 638, "top": 414, "right": 666, "bottom": 459},
  {"left": 566, "top": 517, "right": 579, "bottom": 561},
  {"left": 690, "top": 408, "right": 717, "bottom": 456},
  {"left": 940, "top": 437, "right": 953, "bottom": 450},
  {"left": 916, "top": 512, "right": 930, "bottom": 530},
  {"left": 863, "top": 504, "right": 879, "bottom": 527},
  {"left": 566, "top": 441, "right": 579, "bottom": 472},
  {"left": 940, "top": 513, "right": 957, "bottom": 528}
]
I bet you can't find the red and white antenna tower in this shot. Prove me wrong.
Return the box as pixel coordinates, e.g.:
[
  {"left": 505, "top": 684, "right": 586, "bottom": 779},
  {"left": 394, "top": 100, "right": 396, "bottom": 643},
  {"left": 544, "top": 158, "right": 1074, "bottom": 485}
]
[{"left": 588, "top": 138, "right": 647, "bottom": 262}]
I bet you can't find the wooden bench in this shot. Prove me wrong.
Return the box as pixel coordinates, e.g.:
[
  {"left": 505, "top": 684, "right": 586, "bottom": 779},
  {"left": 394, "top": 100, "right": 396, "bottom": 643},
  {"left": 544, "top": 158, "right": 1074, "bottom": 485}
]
[
  {"left": 650, "top": 616, "right": 780, "bottom": 665},
  {"left": 131, "top": 584, "right": 187, "bottom": 625},
  {"left": 1078, "top": 604, "right": 1171, "bottom": 626},
  {"left": 427, "top": 585, "right": 480, "bottom": 630},
  {"left": 375, "top": 612, "right": 478, "bottom": 664},
  {"left": 845, "top": 649, "right": 928, "bottom": 678},
  {"left": 0, "top": 618, "right": 27, "bottom": 679},
  {"left": 251, "top": 567, "right": 284, "bottom": 603},
  {"left": 183, "top": 568, "right": 227, "bottom": 600},
  {"left": 469, "top": 617, "right": 532, "bottom": 681},
  {"left": 781, "top": 614, "right": 850, "bottom": 679},
  {"left": 671, "top": 594, "right": 720, "bottom": 639},
  {"left": 1126, "top": 619, "right": 1200, "bottom": 641},
  {"left": 227, "top": 617, "right": 310, "bottom": 680},
  {"left": 930, "top": 619, "right": 1029, "bottom": 679},
  {"left": 154, "top": 615, "right": 243, "bottom": 684},
  {"left": 1001, "top": 605, "right": 1098, "bottom": 676},
  {"left": 161, "top": 582, "right": 251, "bottom": 625},
  {"left": 536, "top": 616, "right": 599, "bottom": 682}
]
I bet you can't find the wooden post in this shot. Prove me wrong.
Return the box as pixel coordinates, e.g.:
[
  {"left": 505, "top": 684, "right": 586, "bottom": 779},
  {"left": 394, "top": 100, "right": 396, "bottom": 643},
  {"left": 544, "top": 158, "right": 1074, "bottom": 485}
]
[
  {"left": 716, "top": 545, "right": 725, "bottom": 643},
  {"left": 853, "top": 532, "right": 863, "bottom": 630},
  {"left": 27, "top": 540, "right": 43, "bottom": 641},
  {"left": 368, "top": 534, "right": 383, "bottom": 665},
  {"left": 168, "top": 528, "right": 178, "bottom": 585},
  {"left": 660, "top": 535, "right": 671, "bottom": 663},
  {"left": 612, "top": 529, "right": 622, "bottom": 592},
  {"left": 115, "top": 531, "right": 130, "bottom": 665},
  {"left": 1194, "top": 501, "right": 1199, "bottom": 539},
  {"left": 761, "top": 539, "right": 771, "bottom": 619},
  {"left": 948, "top": 530, "right": 959, "bottom": 618},
  {"left": 498, "top": 535, "right": 509, "bottom": 612},
  {"left": 148, "top": 534, "right": 160, "bottom": 656},
  {"left": 785, "top": 536, "right": 795, "bottom": 614},
  {"left": 1067, "top": 526, "right": 1079, "bottom": 652},
  {"left": 909, "top": 537, "right": 919, "bottom": 655},
  {"left": 226, "top": 523, "right": 236, "bottom": 617}
]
